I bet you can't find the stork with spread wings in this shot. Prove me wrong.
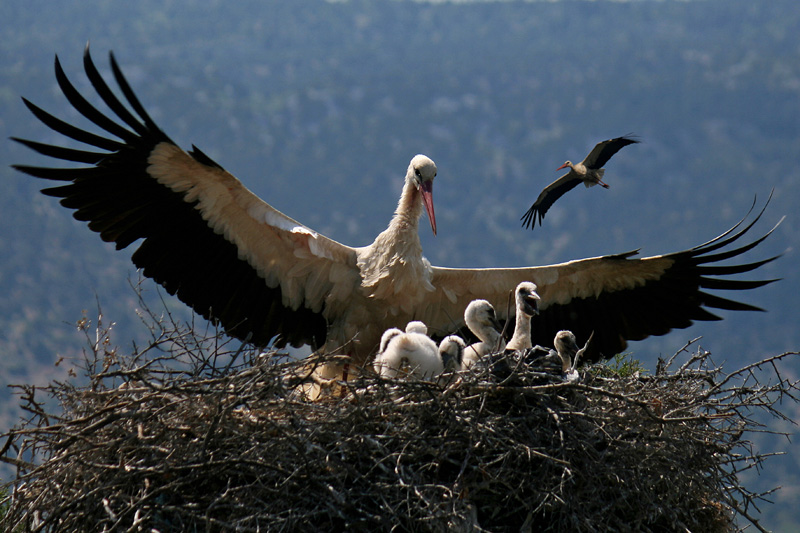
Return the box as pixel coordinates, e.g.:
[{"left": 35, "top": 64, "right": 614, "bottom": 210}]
[{"left": 14, "top": 46, "right": 781, "bottom": 371}]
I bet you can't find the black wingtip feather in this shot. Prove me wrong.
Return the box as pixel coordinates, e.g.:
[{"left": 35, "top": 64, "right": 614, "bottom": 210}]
[
  {"left": 520, "top": 206, "right": 540, "bottom": 230},
  {"left": 82, "top": 45, "right": 151, "bottom": 138},
  {"left": 19, "top": 97, "right": 124, "bottom": 152},
  {"left": 189, "top": 145, "right": 224, "bottom": 170},
  {"left": 699, "top": 255, "right": 782, "bottom": 276},
  {"left": 700, "top": 277, "right": 779, "bottom": 291},
  {"left": 701, "top": 292, "right": 767, "bottom": 313},
  {"left": 11, "top": 137, "right": 107, "bottom": 164},
  {"left": 108, "top": 51, "right": 166, "bottom": 136},
  {"left": 54, "top": 54, "right": 137, "bottom": 143},
  {"left": 14, "top": 165, "right": 87, "bottom": 182}
]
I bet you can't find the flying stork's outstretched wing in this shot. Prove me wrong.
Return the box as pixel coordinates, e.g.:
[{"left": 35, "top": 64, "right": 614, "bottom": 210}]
[{"left": 520, "top": 172, "right": 581, "bottom": 229}]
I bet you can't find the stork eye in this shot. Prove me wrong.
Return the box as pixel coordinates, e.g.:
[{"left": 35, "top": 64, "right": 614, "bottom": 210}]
[{"left": 415, "top": 169, "right": 421, "bottom": 177}]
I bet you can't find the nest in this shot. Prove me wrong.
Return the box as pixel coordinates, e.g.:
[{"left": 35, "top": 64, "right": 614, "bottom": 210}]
[{"left": 1, "top": 305, "right": 798, "bottom": 532}]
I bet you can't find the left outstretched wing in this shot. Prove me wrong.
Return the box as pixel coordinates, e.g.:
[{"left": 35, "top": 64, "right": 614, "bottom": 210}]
[{"left": 13, "top": 46, "right": 368, "bottom": 350}]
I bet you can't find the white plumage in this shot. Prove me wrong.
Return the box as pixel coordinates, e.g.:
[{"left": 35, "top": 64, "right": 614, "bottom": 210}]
[
  {"left": 462, "top": 300, "right": 506, "bottom": 370},
  {"left": 378, "top": 327, "right": 403, "bottom": 355},
  {"left": 373, "top": 322, "right": 443, "bottom": 379},
  {"left": 506, "top": 281, "right": 541, "bottom": 351},
  {"left": 438, "top": 335, "right": 466, "bottom": 373},
  {"left": 405, "top": 321, "right": 428, "bottom": 335}
]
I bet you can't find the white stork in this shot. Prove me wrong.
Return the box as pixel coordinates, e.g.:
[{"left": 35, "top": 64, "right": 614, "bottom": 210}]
[
  {"left": 521, "top": 135, "right": 639, "bottom": 229},
  {"left": 14, "top": 48, "right": 781, "bottom": 378},
  {"left": 506, "top": 282, "right": 541, "bottom": 351}
]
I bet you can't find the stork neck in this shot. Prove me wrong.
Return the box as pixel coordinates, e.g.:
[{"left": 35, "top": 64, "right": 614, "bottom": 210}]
[
  {"left": 480, "top": 325, "right": 503, "bottom": 347},
  {"left": 507, "top": 312, "right": 532, "bottom": 350},
  {"left": 560, "top": 352, "right": 572, "bottom": 373},
  {"left": 394, "top": 180, "right": 424, "bottom": 229},
  {"left": 358, "top": 178, "right": 429, "bottom": 291}
]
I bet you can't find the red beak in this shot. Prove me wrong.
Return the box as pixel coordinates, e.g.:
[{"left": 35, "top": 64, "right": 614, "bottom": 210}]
[
  {"left": 420, "top": 181, "right": 436, "bottom": 236},
  {"left": 556, "top": 162, "right": 569, "bottom": 171}
]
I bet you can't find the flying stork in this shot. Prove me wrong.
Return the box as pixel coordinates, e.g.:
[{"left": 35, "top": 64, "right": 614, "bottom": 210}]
[
  {"left": 521, "top": 135, "right": 639, "bottom": 229},
  {"left": 13, "top": 47, "right": 780, "bottom": 376}
]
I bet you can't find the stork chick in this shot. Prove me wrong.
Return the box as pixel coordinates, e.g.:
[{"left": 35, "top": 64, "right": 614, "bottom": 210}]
[
  {"left": 439, "top": 335, "right": 466, "bottom": 372},
  {"left": 377, "top": 327, "right": 403, "bottom": 355},
  {"left": 462, "top": 299, "right": 506, "bottom": 370},
  {"left": 554, "top": 330, "right": 593, "bottom": 382},
  {"left": 373, "top": 325, "right": 442, "bottom": 379},
  {"left": 405, "top": 321, "right": 428, "bottom": 335},
  {"left": 554, "top": 330, "right": 580, "bottom": 373},
  {"left": 506, "top": 281, "right": 541, "bottom": 351}
]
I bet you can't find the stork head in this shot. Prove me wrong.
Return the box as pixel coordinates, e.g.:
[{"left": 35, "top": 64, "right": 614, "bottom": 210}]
[
  {"left": 378, "top": 327, "right": 403, "bottom": 354},
  {"left": 556, "top": 160, "right": 573, "bottom": 172},
  {"left": 405, "top": 320, "right": 428, "bottom": 335},
  {"left": 464, "top": 299, "right": 503, "bottom": 337},
  {"left": 554, "top": 330, "right": 580, "bottom": 371},
  {"left": 439, "top": 335, "right": 466, "bottom": 371},
  {"left": 515, "top": 281, "right": 540, "bottom": 317},
  {"left": 408, "top": 154, "right": 437, "bottom": 236}
]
